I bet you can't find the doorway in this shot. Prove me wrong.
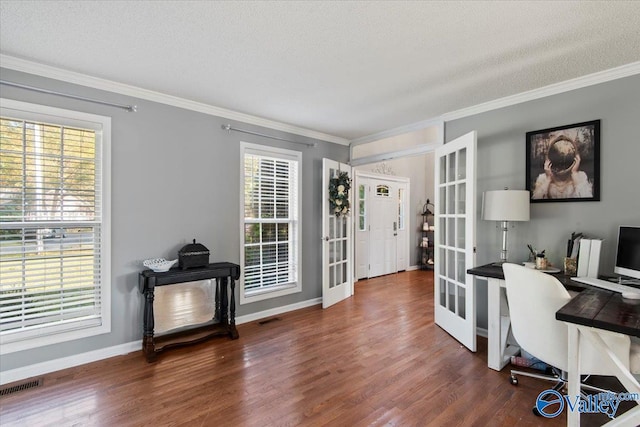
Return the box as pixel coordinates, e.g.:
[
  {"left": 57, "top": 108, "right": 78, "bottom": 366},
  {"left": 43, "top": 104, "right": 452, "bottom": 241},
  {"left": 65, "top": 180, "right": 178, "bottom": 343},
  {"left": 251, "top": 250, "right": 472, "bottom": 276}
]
[{"left": 354, "top": 172, "right": 409, "bottom": 279}]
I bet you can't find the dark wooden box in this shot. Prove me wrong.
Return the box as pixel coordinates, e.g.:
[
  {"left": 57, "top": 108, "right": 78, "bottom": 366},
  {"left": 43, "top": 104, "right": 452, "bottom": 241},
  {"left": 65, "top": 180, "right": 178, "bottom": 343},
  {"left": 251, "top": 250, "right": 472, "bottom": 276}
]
[{"left": 178, "top": 240, "right": 210, "bottom": 269}]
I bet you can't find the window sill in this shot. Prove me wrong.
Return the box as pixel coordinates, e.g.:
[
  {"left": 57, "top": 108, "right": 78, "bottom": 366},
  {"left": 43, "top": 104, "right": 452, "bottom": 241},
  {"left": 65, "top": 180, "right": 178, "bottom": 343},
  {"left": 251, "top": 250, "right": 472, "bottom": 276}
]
[{"left": 240, "top": 282, "right": 301, "bottom": 305}]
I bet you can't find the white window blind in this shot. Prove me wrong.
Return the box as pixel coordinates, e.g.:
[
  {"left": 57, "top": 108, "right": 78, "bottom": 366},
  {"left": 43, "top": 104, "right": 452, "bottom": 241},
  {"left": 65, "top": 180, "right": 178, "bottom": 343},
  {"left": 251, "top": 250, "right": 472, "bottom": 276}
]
[
  {"left": 0, "top": 99, "right": 110, "bottom": 353},
  {"left": 240, "top": 143, "right": 301, "bottom": 303}
]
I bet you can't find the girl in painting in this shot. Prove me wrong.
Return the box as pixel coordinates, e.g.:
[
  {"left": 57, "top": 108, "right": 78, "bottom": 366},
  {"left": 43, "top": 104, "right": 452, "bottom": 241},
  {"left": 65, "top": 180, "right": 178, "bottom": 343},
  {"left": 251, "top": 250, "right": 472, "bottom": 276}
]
[{"left": 532, "top": 135, "right": 593, "bottom": 199}]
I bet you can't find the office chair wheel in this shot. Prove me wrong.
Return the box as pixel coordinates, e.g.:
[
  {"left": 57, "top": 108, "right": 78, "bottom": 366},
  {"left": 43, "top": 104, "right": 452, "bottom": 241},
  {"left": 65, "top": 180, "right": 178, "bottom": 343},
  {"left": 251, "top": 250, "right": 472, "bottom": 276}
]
[{"left": 509, "top": 375, "right": 518, "bottom": 385}]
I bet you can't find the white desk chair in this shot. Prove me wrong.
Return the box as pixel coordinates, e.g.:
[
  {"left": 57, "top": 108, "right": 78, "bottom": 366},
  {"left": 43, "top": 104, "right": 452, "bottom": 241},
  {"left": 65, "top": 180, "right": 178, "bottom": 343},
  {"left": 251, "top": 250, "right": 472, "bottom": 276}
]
[{"left": 502, "top": 263, "right": 639, "bottom": 415}]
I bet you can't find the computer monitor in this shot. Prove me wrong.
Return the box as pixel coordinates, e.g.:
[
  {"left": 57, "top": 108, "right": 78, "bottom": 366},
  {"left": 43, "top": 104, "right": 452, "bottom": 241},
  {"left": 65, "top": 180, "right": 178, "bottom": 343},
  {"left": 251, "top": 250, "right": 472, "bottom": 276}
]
[{"left": 614, "top": 226, "right": 640, "bottom": 280}]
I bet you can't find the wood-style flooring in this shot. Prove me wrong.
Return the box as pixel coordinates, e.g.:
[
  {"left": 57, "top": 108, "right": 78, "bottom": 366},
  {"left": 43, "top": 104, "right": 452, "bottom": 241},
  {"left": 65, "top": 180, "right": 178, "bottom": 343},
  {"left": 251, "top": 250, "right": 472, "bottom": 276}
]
[{"left": 0, "top": 270, "right": 631, "bottom": 426}]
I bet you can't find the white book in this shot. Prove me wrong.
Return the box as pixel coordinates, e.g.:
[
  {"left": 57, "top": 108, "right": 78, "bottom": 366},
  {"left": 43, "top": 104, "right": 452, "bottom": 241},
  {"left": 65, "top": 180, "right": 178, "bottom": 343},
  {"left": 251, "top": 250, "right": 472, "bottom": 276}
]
[
  {"left": 577, "top": 239, "right": 591, "bottom": 277},
  {"left": 587, "top": 239, "right": 602, "bottom": 278}
]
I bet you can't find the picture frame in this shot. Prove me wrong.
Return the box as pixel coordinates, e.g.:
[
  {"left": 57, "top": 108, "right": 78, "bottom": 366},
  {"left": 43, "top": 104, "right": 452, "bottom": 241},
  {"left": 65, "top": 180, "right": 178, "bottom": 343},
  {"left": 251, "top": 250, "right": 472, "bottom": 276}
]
[{"left": 526, "top": 120, "right": 600, "bottom": 203}]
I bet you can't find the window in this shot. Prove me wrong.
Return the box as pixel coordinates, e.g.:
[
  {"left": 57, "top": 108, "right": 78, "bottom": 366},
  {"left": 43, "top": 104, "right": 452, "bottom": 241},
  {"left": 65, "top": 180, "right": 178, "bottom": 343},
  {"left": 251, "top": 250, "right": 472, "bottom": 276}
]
[
  {"left": 0, "top": 99, "right": 111, "bottom": 354},
  {"left": 358, "top": 184, "right": 366, "bottom": 231},
  {"left": 240, "top": 143, "right": 301, "bottom": 304},
  {"left": 376, "top": 184, "right": 389, "bottom": 196},
  {"left": 398, "top": 188, "right": 405, "bottom": 230}
]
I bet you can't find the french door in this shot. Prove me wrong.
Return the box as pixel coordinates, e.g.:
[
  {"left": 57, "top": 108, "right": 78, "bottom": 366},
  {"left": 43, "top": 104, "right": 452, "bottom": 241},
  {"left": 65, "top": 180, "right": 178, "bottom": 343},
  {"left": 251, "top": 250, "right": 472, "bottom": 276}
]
[
  {"left": 322, "top": 159, "right": 353, "bottom": 308},
  {"left": 434, "top": 131, "right": 477, "bottom": 351}
]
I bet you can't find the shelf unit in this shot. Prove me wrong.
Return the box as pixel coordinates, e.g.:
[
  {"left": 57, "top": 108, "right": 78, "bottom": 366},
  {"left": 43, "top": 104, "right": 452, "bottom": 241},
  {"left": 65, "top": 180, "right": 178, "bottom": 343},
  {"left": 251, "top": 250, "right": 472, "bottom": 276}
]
[{"left": 420, "top": 200, "right": 435, "bottom": 270}]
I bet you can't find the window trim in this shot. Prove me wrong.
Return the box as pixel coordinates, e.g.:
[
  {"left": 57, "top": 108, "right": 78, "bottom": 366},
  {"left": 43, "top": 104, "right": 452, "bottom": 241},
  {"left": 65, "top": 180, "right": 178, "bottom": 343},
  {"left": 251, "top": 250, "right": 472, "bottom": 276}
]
[
  {"left": 239, "top": 142, "right": 301, "bottom": 304},
  {"left": 0, "top": 98, "right": 111, "bottom": 354}
]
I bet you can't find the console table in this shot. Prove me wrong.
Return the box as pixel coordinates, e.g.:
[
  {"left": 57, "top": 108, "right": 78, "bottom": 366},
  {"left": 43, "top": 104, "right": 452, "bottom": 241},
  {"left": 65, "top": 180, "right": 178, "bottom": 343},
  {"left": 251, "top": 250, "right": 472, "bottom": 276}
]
[{"left": 138, "top": 262, "right": 240, "bottom": 362}]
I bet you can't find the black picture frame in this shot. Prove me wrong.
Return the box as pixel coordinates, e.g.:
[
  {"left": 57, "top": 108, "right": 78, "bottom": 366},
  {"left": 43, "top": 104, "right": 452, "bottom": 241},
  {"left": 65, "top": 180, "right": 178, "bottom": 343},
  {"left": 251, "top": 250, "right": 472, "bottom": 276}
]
[{"left": 526, "top": 120, "right": 600, "bottom": 203}]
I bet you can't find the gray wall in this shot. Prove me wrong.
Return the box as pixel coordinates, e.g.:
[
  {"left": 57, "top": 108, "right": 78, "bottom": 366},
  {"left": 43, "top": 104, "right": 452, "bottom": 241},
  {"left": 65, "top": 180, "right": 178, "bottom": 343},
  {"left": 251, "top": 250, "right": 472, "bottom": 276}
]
[
  {"left": 446, "top": 73, "right": 640, "bottom": 330},
  {"left": 0, "top": 68, "right": 348, "bottom": 372}
]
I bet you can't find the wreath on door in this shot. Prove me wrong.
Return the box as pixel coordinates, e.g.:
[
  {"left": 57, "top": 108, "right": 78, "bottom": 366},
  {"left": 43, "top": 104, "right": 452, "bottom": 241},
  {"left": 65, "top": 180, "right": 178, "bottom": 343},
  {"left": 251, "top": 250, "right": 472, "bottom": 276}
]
[{"left": 329, "top": 171, "right": 351, "bottom": 217}]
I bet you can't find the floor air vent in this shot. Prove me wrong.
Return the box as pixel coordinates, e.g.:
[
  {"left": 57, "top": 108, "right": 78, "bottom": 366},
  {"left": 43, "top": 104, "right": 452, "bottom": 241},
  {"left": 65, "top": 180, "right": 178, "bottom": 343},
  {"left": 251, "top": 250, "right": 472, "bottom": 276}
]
[{"left": 0, "top": 378, "right": 43, "bottom": 397}]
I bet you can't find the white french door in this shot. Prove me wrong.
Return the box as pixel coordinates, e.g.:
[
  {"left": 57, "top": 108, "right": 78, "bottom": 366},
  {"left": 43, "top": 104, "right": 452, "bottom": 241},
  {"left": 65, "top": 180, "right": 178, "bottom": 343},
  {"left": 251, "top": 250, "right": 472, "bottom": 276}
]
[
  {"left": 434, "top": 131, "right": 477, "bottom": 352},
  {"left": 322, "top": 159, "right": 353, "bottom": 309}
]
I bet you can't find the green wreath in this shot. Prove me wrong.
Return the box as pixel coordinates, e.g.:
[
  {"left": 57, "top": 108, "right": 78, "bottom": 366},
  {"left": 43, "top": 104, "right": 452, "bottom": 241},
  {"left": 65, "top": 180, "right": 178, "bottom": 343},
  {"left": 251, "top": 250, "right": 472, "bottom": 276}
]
[{"left": 329, "top": 171, "right": 351, "bottom": 217}]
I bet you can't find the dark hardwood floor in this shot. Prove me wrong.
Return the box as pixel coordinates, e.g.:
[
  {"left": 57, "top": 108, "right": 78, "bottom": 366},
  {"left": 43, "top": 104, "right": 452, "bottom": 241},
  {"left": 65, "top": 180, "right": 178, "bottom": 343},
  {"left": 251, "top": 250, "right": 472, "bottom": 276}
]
[{"left": 0, "top": 270, "right": 629, "bottom": 426}]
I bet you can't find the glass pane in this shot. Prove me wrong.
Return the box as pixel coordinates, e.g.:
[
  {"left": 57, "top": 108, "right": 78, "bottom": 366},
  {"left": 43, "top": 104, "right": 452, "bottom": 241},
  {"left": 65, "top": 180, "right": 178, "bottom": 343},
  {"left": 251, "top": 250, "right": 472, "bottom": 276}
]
[
  {"left": 447, "top": 218, "right": 455, "bottom": 247},
  {"left": 262, "top": 223, "right": 276, "bottom": 242},
  {"left": 439, "top": 187, "right": 446, "bottom": 214},
  {"left": 329, "top": 216, "right": 335, "bottom": 239},
  {"left": 329, "top": 242, "right": 335, "bottom": 264},
  {"left": 439, "top": 278, "right": 447, "bottom": 308},
  {"left": 458, "top": 148, "right": 467, "bottom": 180},
  {"left": 342, "top": 217, "right": 347, "bottom": 238},
  {"left": 448, "top": 281, "right": 456, "bottom": 312},
  {"left": 440, "top": 218, "right": 446, "bottom": 246},
  {"left": 457, "top": 218, "right": 465, "bottom": 248},
  {"left": 447, "top": 184, "right": 455, "bottom": 214},
  {"left": 447, "top": 249, "right": 455, "bottom": 280},
  {"left": 277, "top": 223, "right": 288, "bottom": 241},
  {"left": 342, "top": 263, "right": 347, "bottom": 286},
  {"left": 336, "top": 216, "right": 342, "bottom": 238},
  {"left": 336, "top": 240, "right": 342, "bottom": 261},
  {"left": 458, "top": 286, "right": 466, "bottom": 319},
  {"left": 336, "top": 262, "right": 343, "bottom": 284},
  {"left": 359, "top": 200, "right": 365, "bottom": 215},
  {"left": 457, "top": 183, "right": 466, "bottom": 214},
  {"left": 376, "top": 185, "right": 389, "bottom": 196},
  {"left": 359, "top": 184, "right": 365, "bottom": 199},
  {"left": 448, "top": 152, "right": 456, "bottom": 182},
  {"left": 359, "top": 215, "right": 365, "bottom": 231},
  {"left": 439, "top": 155, "right": 447, "bottom": 184},
  {"left": 245, "top": 224, "right": 260, "bottom": 244},
  {"left": 329, "top": 265, "right": 335, "bottom": 288},
  {"left": 342, "top": 240, "right": 348, "bottom": 262},
  {"left": 457, "top": 251, "right": 466, "bottom": 284}
]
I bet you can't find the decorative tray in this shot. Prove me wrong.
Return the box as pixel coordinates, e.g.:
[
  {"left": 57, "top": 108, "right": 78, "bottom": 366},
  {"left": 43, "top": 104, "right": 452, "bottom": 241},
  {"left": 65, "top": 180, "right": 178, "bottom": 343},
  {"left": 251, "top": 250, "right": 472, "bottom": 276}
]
[{"left": 143, "top": 258, "right": 178, "bottom": 272}]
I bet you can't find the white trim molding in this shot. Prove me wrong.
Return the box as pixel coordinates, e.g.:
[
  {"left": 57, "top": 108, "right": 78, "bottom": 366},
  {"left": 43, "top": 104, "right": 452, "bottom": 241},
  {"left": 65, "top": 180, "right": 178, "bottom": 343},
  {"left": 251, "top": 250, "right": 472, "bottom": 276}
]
[
  {"left": 0, "top": 54, "right": 349, "bottom": 146},
  {"left": 442, "top": 61, "right": 640, "bottom": 122}
]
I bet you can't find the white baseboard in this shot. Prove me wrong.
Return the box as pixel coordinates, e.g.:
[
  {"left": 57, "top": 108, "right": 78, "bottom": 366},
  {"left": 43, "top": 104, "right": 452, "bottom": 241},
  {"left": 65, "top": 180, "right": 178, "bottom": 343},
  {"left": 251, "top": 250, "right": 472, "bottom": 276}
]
[
  {"left": 0, "top": 297, "right": 322, "bottom": 385},
  {"left": 235, "top": 297, "right": 322, "bottom": 324},
  {"left": 476, "top": 327, "right": 488, "bottom": 338},
  {"left": 0, "top": 341, "right": 141, "bottom": 385},
  {"left": 406, "top": 265, "right": 420, "bottom": 271}
]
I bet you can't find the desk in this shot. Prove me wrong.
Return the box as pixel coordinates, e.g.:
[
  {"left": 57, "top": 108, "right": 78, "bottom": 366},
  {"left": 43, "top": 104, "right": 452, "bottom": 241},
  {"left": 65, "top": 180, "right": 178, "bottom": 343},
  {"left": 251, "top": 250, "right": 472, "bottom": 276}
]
[
  {"left": 138, "top": 262, "right": 240, "bottom": 362},
  {"left": 468, "top": 263, "right": 589, "bottom": 371},
  {"left": 556, "top": 289, "right": 640, "bottom": 426}
]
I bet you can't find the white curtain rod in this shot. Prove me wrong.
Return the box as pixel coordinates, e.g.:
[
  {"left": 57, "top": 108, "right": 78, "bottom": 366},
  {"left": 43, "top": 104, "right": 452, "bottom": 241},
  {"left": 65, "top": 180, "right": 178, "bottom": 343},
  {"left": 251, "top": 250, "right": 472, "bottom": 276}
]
[
  {"left": 0, "top": 80, "right": 137, "bottom": 112},
  {"left": 221, "top": 124, "right": 316, "bottom": 147}
]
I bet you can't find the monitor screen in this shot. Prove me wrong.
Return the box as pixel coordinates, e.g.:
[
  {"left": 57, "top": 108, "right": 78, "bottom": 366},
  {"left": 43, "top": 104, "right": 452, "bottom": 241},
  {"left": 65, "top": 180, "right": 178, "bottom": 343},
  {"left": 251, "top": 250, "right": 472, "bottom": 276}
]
[{"left": 614, "top": 226, "right": 640, "bottom": 280}]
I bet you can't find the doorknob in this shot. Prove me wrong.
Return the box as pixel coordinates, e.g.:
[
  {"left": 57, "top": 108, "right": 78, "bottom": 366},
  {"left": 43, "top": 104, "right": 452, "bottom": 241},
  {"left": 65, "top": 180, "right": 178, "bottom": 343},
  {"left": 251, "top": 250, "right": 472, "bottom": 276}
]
[{"left": 322, "top": 236, "right": 329, "bottom": 241}]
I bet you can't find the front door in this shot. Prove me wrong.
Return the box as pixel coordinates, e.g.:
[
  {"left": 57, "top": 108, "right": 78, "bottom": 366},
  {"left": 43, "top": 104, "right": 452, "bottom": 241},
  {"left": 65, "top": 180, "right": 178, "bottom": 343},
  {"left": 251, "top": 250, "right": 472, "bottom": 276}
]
[
  {"left": 434, "top": 131, "right": 477, "bottom": 352},
  {"left": 322, "top": 159, "right": 353, "bottom": 309},
  {"left": 369, "top": 183, "right": 397, "bottom": 277}
]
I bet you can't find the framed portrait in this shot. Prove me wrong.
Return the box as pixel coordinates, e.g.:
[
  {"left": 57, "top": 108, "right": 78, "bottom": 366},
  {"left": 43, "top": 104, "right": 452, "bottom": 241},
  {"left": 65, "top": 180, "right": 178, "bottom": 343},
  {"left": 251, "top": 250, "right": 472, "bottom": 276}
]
[{"left": 526, "top": 120, "right": 600, "bottom": 203}]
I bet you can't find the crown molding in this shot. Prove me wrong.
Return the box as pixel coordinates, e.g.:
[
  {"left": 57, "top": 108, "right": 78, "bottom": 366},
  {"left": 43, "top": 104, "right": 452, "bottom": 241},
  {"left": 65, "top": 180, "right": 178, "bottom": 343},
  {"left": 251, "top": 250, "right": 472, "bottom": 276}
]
[
  {"left": 0, "top": 54, "right": 349, "bottom": 146},
  {"left": 350, "top": 117, "right": 444, "bottom": 146},
  {"left": 441, "top": 61, "right": 640, "bottom": 122},
  {"left": 348, "top": 61, "right": 640, "bottom": 146}
]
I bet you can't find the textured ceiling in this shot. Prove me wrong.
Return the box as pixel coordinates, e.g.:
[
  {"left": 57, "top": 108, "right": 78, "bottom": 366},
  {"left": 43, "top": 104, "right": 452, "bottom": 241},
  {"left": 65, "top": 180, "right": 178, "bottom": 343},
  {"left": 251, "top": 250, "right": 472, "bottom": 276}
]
[{"left": 1, "top": 1, "right": 640, "bottom": 142}]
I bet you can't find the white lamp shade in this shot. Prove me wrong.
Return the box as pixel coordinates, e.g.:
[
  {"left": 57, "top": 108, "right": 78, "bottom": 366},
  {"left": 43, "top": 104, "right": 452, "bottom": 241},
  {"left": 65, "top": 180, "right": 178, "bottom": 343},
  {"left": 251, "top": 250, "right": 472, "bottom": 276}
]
[{"left": 482, "top": 190, "right": 530, "bottom": 221}]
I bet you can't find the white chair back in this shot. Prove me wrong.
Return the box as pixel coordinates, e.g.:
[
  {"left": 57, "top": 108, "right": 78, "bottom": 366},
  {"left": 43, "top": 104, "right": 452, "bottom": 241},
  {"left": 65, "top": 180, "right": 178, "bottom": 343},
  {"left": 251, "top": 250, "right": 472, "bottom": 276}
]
[{"left": 502, "top": 263, "right": 630, "bottom": 375}]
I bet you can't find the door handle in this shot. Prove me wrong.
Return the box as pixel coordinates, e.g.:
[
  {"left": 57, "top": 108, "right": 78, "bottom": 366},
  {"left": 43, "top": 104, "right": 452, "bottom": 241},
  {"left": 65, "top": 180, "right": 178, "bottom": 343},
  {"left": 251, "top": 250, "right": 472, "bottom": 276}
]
[{"left": 322, "top": 236, "right": 329, "bottom": 241}]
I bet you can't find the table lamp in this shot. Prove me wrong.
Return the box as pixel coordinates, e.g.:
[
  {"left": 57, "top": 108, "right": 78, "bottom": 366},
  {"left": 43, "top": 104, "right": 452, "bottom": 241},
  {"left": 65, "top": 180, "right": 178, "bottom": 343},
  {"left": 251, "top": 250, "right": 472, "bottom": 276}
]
[{"left": 482, "top": 189, "right": 530, "bottom": 264}]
